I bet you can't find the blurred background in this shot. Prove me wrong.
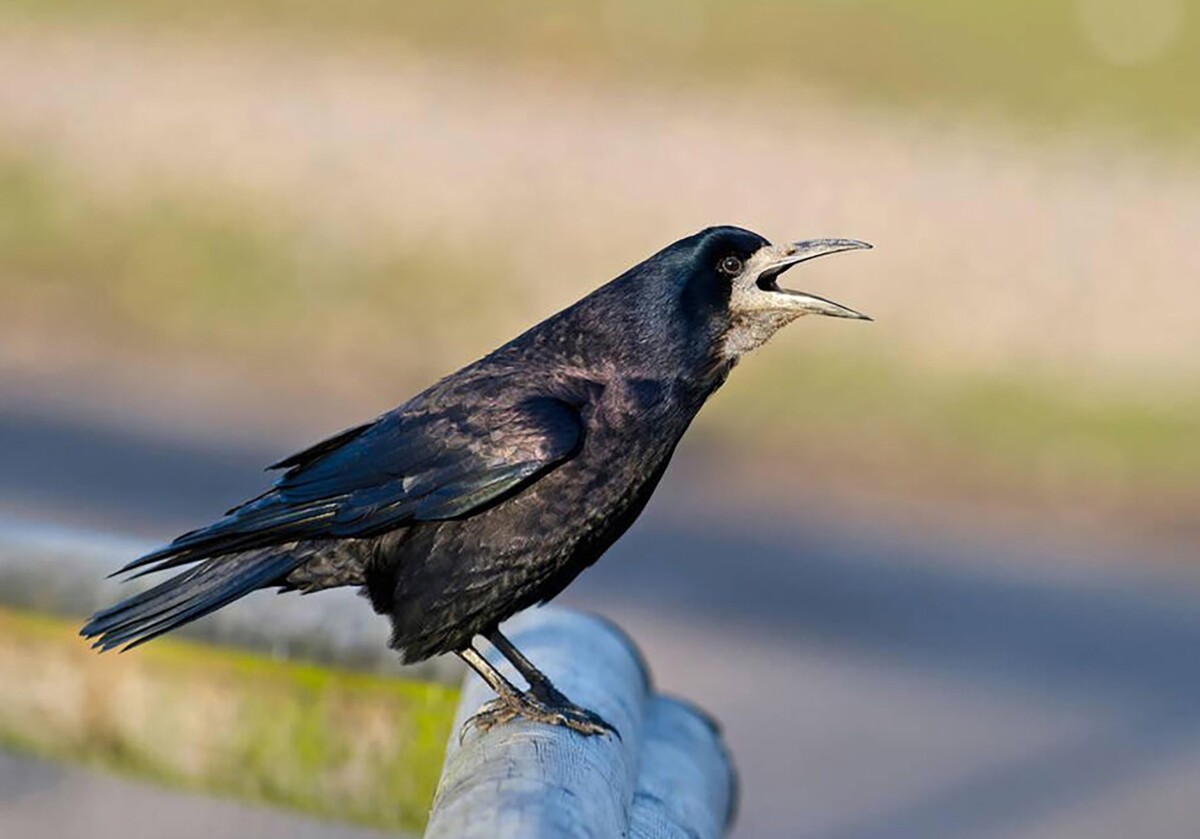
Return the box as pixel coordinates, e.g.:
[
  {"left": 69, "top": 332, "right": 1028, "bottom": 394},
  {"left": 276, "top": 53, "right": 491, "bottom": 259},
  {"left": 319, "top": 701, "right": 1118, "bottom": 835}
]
[{"left": 1, "top": 0, "right": 1198, "bottom": 837}]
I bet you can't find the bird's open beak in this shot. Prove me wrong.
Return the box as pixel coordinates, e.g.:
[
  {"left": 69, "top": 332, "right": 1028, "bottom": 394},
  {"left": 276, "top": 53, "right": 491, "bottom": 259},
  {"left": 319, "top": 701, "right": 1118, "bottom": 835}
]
[{"left": 756, "top": 239, "right": 873, "bottom": 321}]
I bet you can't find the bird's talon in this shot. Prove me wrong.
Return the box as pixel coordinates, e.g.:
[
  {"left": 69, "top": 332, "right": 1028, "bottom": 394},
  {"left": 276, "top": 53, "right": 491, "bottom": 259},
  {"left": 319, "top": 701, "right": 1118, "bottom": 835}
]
[
  {"left": 461, "top": 698, "right": 517, "bottom": 740},
  {"left": 461, "top": 690, "right": 617, "bottom": 739}
]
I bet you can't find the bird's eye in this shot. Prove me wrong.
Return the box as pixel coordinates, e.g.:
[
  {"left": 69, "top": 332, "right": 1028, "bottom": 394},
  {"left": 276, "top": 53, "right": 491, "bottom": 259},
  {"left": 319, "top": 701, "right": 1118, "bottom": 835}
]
[{"left": 719, "top": 255, "right": 743, "bottom": 275}]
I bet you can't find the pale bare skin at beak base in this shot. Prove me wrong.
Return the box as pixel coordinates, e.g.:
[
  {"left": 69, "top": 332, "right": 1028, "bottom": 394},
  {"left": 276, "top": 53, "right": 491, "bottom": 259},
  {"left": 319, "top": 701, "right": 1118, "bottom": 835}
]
[{"left": 756, "top": 238, "right": 873, "bottom": 321}]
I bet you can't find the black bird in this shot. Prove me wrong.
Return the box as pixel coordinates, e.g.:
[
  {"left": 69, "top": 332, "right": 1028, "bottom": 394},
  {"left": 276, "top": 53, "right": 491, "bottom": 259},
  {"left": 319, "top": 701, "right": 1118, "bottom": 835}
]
[{"left": 82, "top": 226, "right": 871, "bottom": 735}]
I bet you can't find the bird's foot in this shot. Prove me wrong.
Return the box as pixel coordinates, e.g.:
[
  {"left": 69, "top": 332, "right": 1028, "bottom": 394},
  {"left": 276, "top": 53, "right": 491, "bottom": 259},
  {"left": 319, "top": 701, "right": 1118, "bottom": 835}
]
[{"left": 463, "top": 689, "right": 617, "bottom": 739}]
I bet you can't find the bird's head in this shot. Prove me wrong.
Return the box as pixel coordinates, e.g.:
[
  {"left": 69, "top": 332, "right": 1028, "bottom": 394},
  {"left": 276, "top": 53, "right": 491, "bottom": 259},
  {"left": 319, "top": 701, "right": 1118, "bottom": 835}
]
[{"left": 666, "top": 226, "right": 872, "bottom": 361}]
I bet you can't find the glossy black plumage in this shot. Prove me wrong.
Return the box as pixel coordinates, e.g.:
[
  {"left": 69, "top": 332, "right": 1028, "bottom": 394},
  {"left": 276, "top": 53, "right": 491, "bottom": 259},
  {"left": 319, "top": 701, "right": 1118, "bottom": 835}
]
[{"left": 81, "top": 226, "right": 803, "bottom": 664}]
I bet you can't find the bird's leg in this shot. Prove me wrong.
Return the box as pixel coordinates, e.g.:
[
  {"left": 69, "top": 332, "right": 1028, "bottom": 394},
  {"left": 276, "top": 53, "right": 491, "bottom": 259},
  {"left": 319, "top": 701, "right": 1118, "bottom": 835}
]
[
  {"left": 456, "top": 646, "right": 527, "bottom": 737},
  {"left": 485, "top": 629, "right": 616, "bottom": 737},
  {"left": 485, "top": 629, "right": 567, "bottom": 703},
  {"left": 456, "top": 640, "right": 615, "bottom": 738}
]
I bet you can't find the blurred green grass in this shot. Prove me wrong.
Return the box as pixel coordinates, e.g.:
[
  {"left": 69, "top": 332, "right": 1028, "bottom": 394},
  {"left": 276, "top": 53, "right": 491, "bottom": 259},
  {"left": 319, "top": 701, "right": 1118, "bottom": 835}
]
[
  {"left": 3, "top": 0, "right": 1198, "bottom": 143},
  {"left": 717, "top": 350, "right": 1200, "bottom": 509},
  {"left": 0, "top": 153, "right": 531, "bottom": 388},
  {"left": 0, "top": 606, "right": 457, "bottom": 833},
  {"left": 3, "top": 151, "right": 1198, "bottom": 518}
]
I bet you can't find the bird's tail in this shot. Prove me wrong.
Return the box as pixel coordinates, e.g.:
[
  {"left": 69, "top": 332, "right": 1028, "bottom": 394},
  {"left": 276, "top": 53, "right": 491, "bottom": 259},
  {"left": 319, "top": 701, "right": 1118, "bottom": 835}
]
[{"left": 81, "top": 548, "right": 307, "bottom": 652}]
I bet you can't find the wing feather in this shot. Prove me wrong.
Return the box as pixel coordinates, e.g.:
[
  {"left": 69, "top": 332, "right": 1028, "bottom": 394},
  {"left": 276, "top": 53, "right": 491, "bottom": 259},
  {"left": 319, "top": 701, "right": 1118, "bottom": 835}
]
[{"left": 117, "top": 393, "right": 585, "bottom": 576}]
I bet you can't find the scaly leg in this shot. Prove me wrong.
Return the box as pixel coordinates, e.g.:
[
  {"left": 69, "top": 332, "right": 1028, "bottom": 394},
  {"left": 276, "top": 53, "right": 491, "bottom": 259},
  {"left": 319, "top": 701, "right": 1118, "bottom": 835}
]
[
  {"left": 486, "top": 629, "right": 616, "bottom": 736},
  {"left": 457, "top": 638, "right": 615, "bottom": 738}
]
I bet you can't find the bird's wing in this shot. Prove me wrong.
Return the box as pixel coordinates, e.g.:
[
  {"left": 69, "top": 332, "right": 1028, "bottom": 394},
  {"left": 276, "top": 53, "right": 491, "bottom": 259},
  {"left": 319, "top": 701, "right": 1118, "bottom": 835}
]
[
  {"left": 118, "top": 393, "right": 586, "bottom": 576},
  {"left": 276, "top": 393, "right": 584, "bottom": 527}
]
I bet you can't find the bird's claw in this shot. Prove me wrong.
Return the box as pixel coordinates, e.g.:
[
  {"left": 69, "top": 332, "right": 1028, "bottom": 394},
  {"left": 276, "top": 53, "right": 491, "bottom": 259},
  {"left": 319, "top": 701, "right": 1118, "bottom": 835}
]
[{"left": 462, "top": 691, "right": 618, "bottom": 740}]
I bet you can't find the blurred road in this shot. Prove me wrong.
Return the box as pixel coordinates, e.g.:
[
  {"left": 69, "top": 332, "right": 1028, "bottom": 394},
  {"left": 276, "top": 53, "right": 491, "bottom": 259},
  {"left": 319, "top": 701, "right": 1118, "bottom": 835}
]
[
  {"left": 3, "top": 400, "right": 1200, "bottom": 838},
  {"left": 0, "top": 753, "right": 395, "bottom": 839}
]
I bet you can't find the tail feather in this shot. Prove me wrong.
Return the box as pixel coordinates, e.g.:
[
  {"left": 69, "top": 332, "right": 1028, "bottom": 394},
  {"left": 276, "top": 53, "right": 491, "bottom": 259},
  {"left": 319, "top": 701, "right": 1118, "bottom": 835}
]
[
  {"left": 114, "top": 494, "right": 340, "bottom": 578},
  {"left": 82, "top": 549, "right": 307, "bottom": 652}
]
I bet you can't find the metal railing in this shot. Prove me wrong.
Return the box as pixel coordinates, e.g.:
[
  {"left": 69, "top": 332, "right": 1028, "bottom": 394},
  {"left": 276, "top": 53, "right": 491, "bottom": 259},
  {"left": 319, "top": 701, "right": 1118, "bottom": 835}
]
[{"left": 0, "top": 516, "right": 737, "bottom": 837}]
